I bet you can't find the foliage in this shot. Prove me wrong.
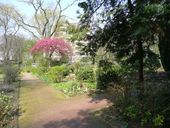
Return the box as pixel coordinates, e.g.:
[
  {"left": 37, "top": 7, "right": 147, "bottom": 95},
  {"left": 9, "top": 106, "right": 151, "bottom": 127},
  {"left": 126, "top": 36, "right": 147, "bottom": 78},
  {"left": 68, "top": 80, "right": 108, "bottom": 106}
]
[
  {"left": 51, "top": 81, "right": 96, "bottom": 96},
  {"left": 140, "top": 111, "right": 152, "bottom": 127},
  {"left": 3, "top": 65, "right": 20, "bottom": 84},
  {"left": 44, "top": 65, "right": 70, "bottom": 83},
  {"left": 153, "top": 114, "right": 164, "bottom": 127},
  {"left": 31, "top": 38, "right": 72, "bottom": 56},
  {"left": 22, "top": 40, "right": 36, "bottom": 66},
  {"left": 23, "top": 66, "right": 32, "bottom": 73},
  {"left": 111, "top": 78, "right": 170, "bottom": 127},
  {"left": 76, "top": 65, "right": 95, "bottom": 82},
  {"left": 96, "top": 60, "right": 121, "bottom": 90},
  {"left": 0, "top": 93, "right": 14, "bottom": 127},
  {"left": 78, "top": 1, "right": 170, "bottom": 126},
  {"left": 68, "top": 61, "right": 87, "bottom": 74},
  {"left": 123, "top": 105, "right": 139, "bottom": 120},
  {"left": 36, "top": 67, "right": 48, "bottom": 76},
  {"left": 23, "top": 40, "right": 35, "bottom": 53},
  {"left": 79, "top": 56, "right": 92, "bottom": 63},
  {"left": 67, "top": 22, "right": 88, "bottom": 42},
  {"left": 78, "top": 0, "right": 169, "bottom": 81}
]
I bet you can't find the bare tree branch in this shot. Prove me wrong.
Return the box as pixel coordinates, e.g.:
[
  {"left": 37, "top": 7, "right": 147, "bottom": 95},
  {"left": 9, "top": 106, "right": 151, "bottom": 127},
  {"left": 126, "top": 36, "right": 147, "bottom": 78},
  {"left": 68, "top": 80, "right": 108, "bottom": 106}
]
[
  {"left": 17, "top": 0, "right": 77, "bottom": 38},
  {"left": 21, "top": 25, "right": 39, "bottom": 39},
  {"left": 14, "top": 10, "right": 38, "bottom": 29},
  {"left": 50, "top": 1, "right": 62, "bottom": 37},
  {"left": 0, "top": 4, "right": 21, "bottom": 63},
  {"left": 39, "top": 3, "right": 49, "bottom": 37},
  {"left": 31, "top": 1, "right": 42, "bottom": 32}
]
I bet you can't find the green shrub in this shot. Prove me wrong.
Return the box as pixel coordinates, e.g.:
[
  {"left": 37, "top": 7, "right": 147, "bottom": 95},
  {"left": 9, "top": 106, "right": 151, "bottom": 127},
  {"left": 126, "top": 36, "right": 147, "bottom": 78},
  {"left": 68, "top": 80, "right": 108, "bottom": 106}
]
[
  {"left": 113, "top": 79, "right": 170, "bottom": 127},
  {"left": 141, "top": 111, "right": 152, "bottom": 126},
  {"left": 0, "top": 93, "right": 14, "bottom": 127},
  {"left": 3, "top": 65, "right": 20, "bottom": 84},
  {"left": 36, "top": 67, "right": 48, "bottom": 75},
  {"left": 24, "top": 66, "right": 33, "bottom": 73},
  {"left": 76, "top": 65, "right": 95, "bottom": 82},
  {"left": 45, "top": 65, "right": 70, "bottom": 83},
  {"left": 153, "top": 114, "right": 164, "bottom": 127},
  {"left": 96, "top": 60, "right": 121, "bottom": 89},
  {"left": 26, "top": 66, "right": 48, "bottom": 75},
  {"left": 30, "top": 67, "right": 38, "bottom": 74},
  {"left": 123, "top": 105, "right": 139, "bottom": 119},
  {"left": 80, "top": 56, "right": 92, "bottom": 63},
  {"left": 52, "top": 81, "right": 96, "bottom": 96},
  {"left": 69, "top": 62, "right": 85, "bottom": 73}
]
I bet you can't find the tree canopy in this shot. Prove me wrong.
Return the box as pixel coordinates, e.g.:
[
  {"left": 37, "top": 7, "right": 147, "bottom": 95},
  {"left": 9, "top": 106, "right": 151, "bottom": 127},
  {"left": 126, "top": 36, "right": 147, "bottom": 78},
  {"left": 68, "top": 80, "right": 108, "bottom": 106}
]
[
  {"left": 78, "top": 0, "right": 170, "bottom": 82},
  {"left": 30, "top": 38, "right": 73, "bottom": 57}
]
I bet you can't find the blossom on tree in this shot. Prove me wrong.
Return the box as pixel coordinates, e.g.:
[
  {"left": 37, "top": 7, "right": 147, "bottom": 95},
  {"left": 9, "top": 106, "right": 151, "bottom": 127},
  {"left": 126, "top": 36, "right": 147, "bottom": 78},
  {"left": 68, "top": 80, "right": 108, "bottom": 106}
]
[{"left": 30, "top": 38, "right": 73, "bottom": 57}]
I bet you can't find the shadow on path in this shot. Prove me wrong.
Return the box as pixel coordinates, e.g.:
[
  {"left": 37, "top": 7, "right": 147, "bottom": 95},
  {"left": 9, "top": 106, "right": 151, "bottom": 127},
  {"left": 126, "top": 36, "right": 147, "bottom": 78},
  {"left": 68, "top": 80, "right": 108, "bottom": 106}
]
[
  {"left": 43, "top": 110, "right": 104, "bottom": 128},
  {"left": 19, "top": 73, "right": 110, "bottom": 128}
]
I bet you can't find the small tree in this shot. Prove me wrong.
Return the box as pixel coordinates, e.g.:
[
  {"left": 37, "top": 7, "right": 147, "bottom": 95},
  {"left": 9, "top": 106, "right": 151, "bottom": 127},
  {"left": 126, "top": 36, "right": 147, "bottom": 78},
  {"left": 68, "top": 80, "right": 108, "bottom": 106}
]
[{"left": 30, "top": 38, "right": 72, "bottom": 66}]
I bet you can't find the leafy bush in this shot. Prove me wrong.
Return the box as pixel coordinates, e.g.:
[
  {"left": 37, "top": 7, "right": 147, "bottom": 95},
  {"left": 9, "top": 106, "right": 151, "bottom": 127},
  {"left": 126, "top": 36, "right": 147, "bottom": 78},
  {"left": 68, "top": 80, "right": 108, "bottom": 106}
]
[
  {"left": 23, "top": 66, "right": 33, "bottom": 73},
  {"left": 123, "top": 105, "right": 139, "bottom": 119},
  {"left": 76, "top": 65, "right": 95, "bottom": 82},
  {"left": 25, "top": 66, "right": 48, "bottom": 75},
  {"left": 45, "top": 65, "right": 70, "bottom": 83},
  {"left": 96, "top": 60, "right": 121, "bottom": 89},
  {"left": 80, "top": 56, "right": 92, "bottom": 63},
  {"left": 153, "top": 114, "right": 164, "bottom": 127},
  {"left": 69, "top": 62, "right": 85, "bottom": 73},
  {"left": 37, "top": 56, "right": 49, "bottom": 67},
  {"left": 3, "top": 65, "right": 20, "bottom": 84},
  {"left": 112, "top": 79, "right": 170, "bottom": 127},
  {"left": 36, "top": 67, "right": 48, "bottom": 75},
  {"left": 29, "top": 67, "right": 38, "bottom": 74},
  {"left": 0, "top": 93, "right": 14, "bottom": 127},
  {"left": 52, "top": 81, "right": 96, "bottom": 96}
]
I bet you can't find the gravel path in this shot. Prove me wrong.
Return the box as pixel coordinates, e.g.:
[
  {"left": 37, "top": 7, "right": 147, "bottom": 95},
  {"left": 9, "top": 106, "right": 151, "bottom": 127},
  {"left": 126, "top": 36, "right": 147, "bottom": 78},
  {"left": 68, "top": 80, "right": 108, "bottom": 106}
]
[{"left": 19, "top": 73, "right": 109, "bottom": 128}]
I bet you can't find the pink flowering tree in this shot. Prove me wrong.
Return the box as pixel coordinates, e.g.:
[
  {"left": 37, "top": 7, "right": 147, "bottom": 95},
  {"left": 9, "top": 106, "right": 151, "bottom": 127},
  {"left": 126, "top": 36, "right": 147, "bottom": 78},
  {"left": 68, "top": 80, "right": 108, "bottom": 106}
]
[{"left": 30, "top": 38, "right": 72, "bottom": 66}]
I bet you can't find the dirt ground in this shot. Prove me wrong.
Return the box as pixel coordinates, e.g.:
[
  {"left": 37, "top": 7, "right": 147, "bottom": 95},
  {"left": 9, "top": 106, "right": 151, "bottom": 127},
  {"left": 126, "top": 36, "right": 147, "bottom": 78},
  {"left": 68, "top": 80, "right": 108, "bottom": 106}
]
[{"left": 19, "top": 73, "right": 110, "bottom": 128}]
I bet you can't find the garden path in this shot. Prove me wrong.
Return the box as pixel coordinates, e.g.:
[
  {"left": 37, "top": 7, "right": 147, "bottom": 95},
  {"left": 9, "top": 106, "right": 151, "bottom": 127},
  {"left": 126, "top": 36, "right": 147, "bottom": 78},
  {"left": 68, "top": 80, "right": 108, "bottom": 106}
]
[{"left": 19, "top": 73, "right": 110, "bottom": 128}]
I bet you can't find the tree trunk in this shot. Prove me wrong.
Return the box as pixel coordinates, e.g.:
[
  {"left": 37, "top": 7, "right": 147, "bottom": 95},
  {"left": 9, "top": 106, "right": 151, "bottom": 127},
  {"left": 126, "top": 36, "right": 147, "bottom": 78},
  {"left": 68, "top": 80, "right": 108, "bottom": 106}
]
[
  {"left": 137, "top": 40, "right": 144, "bottom": 82},
  {"left": 159, "top": 32, "right": 170, "bottom": 72},
  {"left": 48, "top": 52, "right": 53, "bottom": 67}
]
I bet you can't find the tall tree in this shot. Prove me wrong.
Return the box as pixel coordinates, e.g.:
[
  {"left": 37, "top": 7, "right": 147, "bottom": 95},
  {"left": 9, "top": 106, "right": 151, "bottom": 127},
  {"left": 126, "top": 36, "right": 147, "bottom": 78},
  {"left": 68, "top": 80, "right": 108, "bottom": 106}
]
[
  {"left": 30, "top": 38, "right": 72, "bottom": 66},
  {"left": 15, "top": 0, "right": 77, "bottom": 39},
  {"left": 78, "top": 0, "right": 161, "bottom": 82},
  {"left": 0, "top": 4, "right": 20, "bottom": 63}
]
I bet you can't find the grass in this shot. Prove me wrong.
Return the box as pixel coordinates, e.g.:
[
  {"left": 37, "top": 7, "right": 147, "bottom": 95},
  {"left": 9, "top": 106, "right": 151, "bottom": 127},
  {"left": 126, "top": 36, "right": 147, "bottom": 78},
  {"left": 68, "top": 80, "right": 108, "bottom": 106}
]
[
  {"left": 31, "top": 71, "right": 97, "bottom": 97},
  {"left": 51, "top": 80, "right": 96, "bottom": 96}
]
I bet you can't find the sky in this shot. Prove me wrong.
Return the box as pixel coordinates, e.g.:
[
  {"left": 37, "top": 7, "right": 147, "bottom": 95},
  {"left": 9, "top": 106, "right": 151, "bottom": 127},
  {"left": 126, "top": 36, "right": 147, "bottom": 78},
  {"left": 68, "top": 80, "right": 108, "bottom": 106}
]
[
  {"left": 0, "top": 0, "right": 80, "bottom": 23},
  {"left": 0, "top": 0, "right": 81, "bottom": 38}
]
